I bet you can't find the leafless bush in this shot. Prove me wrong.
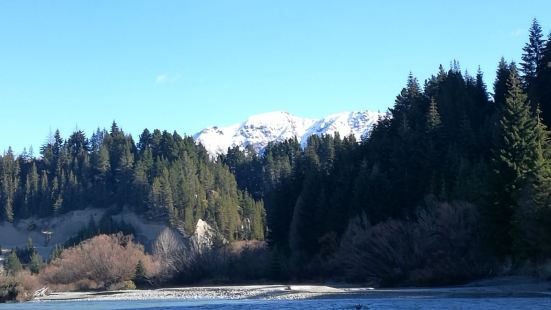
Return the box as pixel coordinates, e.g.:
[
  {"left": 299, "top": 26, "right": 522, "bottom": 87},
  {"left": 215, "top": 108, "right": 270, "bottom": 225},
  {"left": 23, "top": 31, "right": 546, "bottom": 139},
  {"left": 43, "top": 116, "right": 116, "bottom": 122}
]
[
  {"left": 0, "top": 271, "right": 42, "bottom": 302},
  {"left": 335, "top": 213, "right": 420, "bottom": 285},
  {"left": 153, "top": 228, "right": 186, "bottom": 281},
  {"left": 14, "top": 271, "right": 42, "bottom": 301},
  {"left": 158, "top": 238, "right": 270, "bottom": 284},
  {"left": 40, "top": 234, "right": 158, "bottom": 290},
  {"left": 173, "top": 244, "right": 227, "bottom": 283},
  {"left": 198, "top": 246, "right": 270, "bottom": 283},
  {"left": 152, "top": 229, "right": 270, "bottom": 285},
  {"left": 335, "top": 199, "right": 491, "bottom": 286},
  {"left": 411, "top": 200, "right": 489, "bottom": 285},
  {"left": 0, "top": 273, "right": 18, "bottom": 302},
  {"left": 226, "top": 241, "right": 270, "bottom": 281}
]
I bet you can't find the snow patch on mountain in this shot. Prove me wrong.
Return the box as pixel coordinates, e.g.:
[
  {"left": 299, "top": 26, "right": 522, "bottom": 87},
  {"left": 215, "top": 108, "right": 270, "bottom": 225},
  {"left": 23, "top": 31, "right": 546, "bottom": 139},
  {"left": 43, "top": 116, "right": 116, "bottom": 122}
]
[{"left": 194, "top": 111, "right": 383, "bottom": 156}]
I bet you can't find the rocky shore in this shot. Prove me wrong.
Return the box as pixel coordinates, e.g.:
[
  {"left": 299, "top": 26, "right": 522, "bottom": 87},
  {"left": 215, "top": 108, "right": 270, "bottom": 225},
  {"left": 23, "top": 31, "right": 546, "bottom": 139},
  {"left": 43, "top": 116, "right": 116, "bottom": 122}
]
[{"left": 32, "top": 277, "right": 551, "bottom": 303}]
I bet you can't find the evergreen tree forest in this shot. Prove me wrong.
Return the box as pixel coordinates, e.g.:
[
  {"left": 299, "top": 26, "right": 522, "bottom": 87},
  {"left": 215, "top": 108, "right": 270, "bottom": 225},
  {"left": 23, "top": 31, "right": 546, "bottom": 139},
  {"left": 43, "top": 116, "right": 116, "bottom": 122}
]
[
  {"left": 0, "top": 123, "right": 265, "bottom": 241},
  {"left": 221, "top": 19, "right": 551, "bottom": 282},
  {"left": 1, "top": 18, "right": 551, "bottom": 285}
]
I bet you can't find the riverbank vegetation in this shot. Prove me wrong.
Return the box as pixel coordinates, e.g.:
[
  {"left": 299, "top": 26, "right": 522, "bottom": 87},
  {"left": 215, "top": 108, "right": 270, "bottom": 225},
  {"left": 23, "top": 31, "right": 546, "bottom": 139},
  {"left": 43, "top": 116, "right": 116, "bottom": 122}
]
[{"left": 2, "top": 18, "right": 551, "bottom": 302}]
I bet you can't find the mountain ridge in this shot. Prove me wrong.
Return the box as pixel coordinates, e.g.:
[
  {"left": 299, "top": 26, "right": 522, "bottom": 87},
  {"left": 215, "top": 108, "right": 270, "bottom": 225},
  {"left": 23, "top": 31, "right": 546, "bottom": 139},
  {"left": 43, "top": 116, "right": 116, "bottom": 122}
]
[{"left": 194, "top": 110, "right": 383, "bottom": 156}]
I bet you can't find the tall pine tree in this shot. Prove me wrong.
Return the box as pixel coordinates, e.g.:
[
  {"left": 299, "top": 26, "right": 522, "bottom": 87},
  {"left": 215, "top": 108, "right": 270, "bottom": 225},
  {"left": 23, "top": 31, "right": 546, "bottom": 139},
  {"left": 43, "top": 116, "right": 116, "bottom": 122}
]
[
  {"left": 536, "top": 32, "right": 551, "bottom": 127},
  {"left": 491, "top": 65, "right": 542, "bottom": 257},
  {"left": 520, "top": 19, "right": 545, "bottom": 89},
  {"left": 521, "top": 18, "right": 546, "bottom": 114}
]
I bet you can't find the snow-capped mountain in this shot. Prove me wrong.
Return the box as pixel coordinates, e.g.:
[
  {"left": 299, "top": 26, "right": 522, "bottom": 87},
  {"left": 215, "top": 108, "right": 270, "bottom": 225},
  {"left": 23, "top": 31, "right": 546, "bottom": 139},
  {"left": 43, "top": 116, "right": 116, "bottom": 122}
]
[{"left": 194, "top": 111, "right": 383, "bottom": 156}]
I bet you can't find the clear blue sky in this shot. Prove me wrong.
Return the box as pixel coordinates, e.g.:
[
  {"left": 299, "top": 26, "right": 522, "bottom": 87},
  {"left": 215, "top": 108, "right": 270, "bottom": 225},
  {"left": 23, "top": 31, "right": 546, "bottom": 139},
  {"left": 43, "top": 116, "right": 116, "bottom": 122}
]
[{"left": 0, "top": 1, "right": 549, "bottom": 154}]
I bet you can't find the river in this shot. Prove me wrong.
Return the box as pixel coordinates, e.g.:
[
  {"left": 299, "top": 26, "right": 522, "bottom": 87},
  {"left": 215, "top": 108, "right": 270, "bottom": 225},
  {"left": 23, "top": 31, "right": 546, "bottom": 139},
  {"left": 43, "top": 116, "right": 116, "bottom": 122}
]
[{"left": 1, "top": 296, "right": 551, "bottom": 309}]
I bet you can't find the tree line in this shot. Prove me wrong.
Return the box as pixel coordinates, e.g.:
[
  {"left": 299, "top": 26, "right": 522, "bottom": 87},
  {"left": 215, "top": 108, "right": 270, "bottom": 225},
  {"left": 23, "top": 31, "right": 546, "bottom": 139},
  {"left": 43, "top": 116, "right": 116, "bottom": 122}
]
[
  {"left": 221, "top": 19, "right": 551, "bottom": 282},
  {"left": 1, "top": 18, "right": 550, "bottom": 286},
  {"left": 0, "top": 123, "right": 265, "bottom": 241}
]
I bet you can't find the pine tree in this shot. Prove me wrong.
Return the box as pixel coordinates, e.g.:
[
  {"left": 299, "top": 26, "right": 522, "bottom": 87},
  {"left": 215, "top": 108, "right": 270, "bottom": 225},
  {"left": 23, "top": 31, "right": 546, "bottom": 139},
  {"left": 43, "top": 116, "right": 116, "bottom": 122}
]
[
  {"left": 38, "top": 170, "right": 49, "bottom": 216},
  {"left": 493, "top": 58, "right": 511, "bottom": 107},
  {"left": 492, "top": 65, "right": 542, "bottom": 257},
  {"left": 116, "top": 140, "right": 135, "bottom": 206},
  {"left": 52, "top": 129, "right": 63, "bottom": 176},
  {"left": 26, "top": 238, "right": 33, "bottom": 252},
  {"left": 1, "top": 148, "right": 19, "bottom": 223},
  {"left": 29, "top": 252, "right": 44, "bottom": 274},
  {"left": 497, "top": 65, "right": 538, "bottom": 190},
  {"left": 476, "top": 67, "right": 488, "bottom": 101},
  {"left": 92, "top": 144, "right": 111, "bottom": 180},
  {"left": 137, "top": 129, "right": 152, "bottom": 154},
  {"left": 67, "top": 130, "right": 89, "bottom": 158},
  {"left": 1, "top": 176, "right": 14, "bottom": 223},
  {"left": 520, "top": 107, "right": 551, "bottom": 257},
  {"left": 51, "top": 177, "right": 62, "bottom": 215},
  {"left": 251, "top": 200, "right": 265, "bottom": 240},
  {"left": 49, "top": 244, "right": 64, "bottom": 262},
  {"left": 25, "top": 162, "right": 39, "bottom": 214},
  {"left": 132, "top": 160, "right": 150, "bottom": 212},
  {"left": 426, "top": 98, "right": 442, "bottom": 131},
  {"left": 390, "top": 74, "right": 422, "bottom": 131},
  {"left": 134, "top": 260, "right": 148, "bottom": 285},
  {"left": 531, "top": 106, "right": 551, "bottom": 207},
  {"left": 90, "top": 128, "right": 105, "bottom": 153},
  {"left": 149, "top": 177, "right": 163, "bottom": 217},
  {"left": 520, "top": 19, "right": 545, "bottom": 89},
  {"left": 160, "top": 168, "right": 176, "bottom": 225},
  {"left": 536, "top": 33, "right": 551, "bottom": 127},
  {"left": 5, "top": 251, "right": 22, "bottom": 274}
]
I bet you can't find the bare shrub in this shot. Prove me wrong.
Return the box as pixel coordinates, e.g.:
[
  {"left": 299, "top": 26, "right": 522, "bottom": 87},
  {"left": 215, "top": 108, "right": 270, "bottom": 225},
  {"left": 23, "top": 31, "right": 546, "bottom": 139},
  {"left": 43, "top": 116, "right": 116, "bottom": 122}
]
[
  {"left": 40, "top": 234, "right": 158, "bottom": 290},
  {"left": 0, "top": 271, "right": 42, "bottom": 302},
  {"left": 335, "top": 213, "right": 420, "bottom": 285},
  {"left": 171, "top": 242, "right": 223, "bottom": 284},
  {"left": 153, "top": 228, "right": 184, "bottom": 278},
  {"left": 160, "top": 239, "right": 271, "bottom": 285},
  {"left": 0, "top": 274, "right": 17, "bottom": 302},
  {"left": 226, "top": 241, "right": 270, "bottom": 282},
  {"left": 14, "top": 271, "right": 42, "bottom": 301},
  {"left": 411, "top": 200, "right": 489, "bottom": 285},
  {"left": 152, "top": 229, "right": 271, "bottom": 285},
  {"left": 199, "top": 246, "right": 271, "bottom": 284},
  {"left": 151, "top": 224, "right": 268, "bottom": 285},
  {"left": 335, "top": 199, "right": 491, "bottom": 286},
  {"left": 108, "top": 280, "right": 136, "bottom": 291}
]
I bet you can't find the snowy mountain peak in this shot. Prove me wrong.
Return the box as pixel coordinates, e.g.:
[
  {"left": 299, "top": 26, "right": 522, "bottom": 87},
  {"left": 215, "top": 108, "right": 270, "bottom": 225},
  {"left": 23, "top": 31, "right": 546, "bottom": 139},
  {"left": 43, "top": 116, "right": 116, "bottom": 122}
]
[{"left": 194, "top": 110, "right": 383, "bottom": 156}]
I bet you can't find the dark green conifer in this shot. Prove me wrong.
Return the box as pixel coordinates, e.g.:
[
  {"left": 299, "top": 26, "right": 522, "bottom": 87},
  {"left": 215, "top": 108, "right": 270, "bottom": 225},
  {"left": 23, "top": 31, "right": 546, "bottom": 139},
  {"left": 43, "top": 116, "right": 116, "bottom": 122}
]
[
  {"left": 29, "top": 252, "right": 44, "bottom": 274},
  {"left": 493, "top": 58, "right": 511, "bottom": 107},
  {"left": 521, "top": 19, "right": 545, "bottom": 88},
  {"left": 5, "top": 251, "right": 22, "bottom": 274},
  {"left": 536, "top": 32, "right": 551, "bottom": 127},
  {"left": 134, "top": 260, "right": 147, "bottom": 285},
  {"left": 426, "top": 98, "right": 442, "bottom": 131}
]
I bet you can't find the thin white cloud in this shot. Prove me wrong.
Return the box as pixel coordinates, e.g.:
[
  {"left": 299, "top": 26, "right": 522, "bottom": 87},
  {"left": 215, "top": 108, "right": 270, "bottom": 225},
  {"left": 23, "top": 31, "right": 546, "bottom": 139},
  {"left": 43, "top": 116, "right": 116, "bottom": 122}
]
[
  {"left": 510, "top": 28, "right": 525, "bottom": 37},
  {"left": 155, "top": 74, "right": 167, "bottom": 84},
  {"left": 155, "top": 73, "right": 181, "bottom": 85}
]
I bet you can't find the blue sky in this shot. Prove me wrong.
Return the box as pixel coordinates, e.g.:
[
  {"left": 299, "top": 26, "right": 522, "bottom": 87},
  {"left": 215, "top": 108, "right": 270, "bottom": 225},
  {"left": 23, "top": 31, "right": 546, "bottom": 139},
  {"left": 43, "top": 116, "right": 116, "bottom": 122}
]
[{"left": 0, "top": 1, "right": 549, "bottom": 154}]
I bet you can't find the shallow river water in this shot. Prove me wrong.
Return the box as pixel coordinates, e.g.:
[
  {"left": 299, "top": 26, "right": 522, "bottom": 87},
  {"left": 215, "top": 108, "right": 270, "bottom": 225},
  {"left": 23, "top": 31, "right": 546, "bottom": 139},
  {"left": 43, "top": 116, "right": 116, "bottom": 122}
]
[{"left": 2, "top": 297, "right": 551, "bottom": 310}]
